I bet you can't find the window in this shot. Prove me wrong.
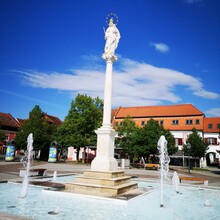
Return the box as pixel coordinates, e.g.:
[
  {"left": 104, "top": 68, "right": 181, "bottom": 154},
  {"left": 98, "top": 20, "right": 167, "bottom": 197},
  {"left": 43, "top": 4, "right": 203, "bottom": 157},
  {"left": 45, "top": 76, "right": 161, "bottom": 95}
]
[
  {"left": 141, "top": 121, "right": 145, "bottom": 126},
  {"left": 186, "top": 119, "right": 193, "bottom": 125},
  {"left": 175, "top": 138, "right": 183, "bottom": 146},
  {"left": 178, "top": 138, "right": 183, "bottom": 145},
  {"left": 208, "top": 138, "right": 215, "bottom": 145},
  {"left": 195, "top": 119, "right": 200, "bottom": 125},
  {"left": 160, "top": 120, "right": 164, "bottom": 126},
  {"left": 175, "top": 139, "right": 178, "bottom": 146},
  {"left": 208, "top": 124, "right": 213, "bottom": 129},
  {"left": 172, "top": 120, "right": 179, "bottom": 125},
  {"left": 115, "top": 122, "right": 118, "bottom": 126},
  {"left": 217, "top": 124, "right": 220, "bottom": 129},
  {"left": 120, "top": 122, "right": 123, "bottom": 126}
]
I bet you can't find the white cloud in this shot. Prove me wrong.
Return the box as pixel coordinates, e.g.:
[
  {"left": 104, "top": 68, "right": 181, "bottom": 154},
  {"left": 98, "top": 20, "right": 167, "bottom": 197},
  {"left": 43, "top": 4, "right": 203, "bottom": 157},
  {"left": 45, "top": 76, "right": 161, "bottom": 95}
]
[
  {"left": 14, "top": 57, "right": 219, "bottom": 108},
  {"left": 150, "top": 42, "right": 170, "bottom": 53},
  {"left": 205, "top": 108, "right": 220, "bottom": 117}
]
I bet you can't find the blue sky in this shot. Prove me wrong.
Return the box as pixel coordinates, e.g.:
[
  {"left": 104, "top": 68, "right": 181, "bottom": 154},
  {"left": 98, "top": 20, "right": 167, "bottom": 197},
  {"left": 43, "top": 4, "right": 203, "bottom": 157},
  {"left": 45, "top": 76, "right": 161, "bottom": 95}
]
[{"left": 0, "top": 0, "right": 220, "bottom": 121}]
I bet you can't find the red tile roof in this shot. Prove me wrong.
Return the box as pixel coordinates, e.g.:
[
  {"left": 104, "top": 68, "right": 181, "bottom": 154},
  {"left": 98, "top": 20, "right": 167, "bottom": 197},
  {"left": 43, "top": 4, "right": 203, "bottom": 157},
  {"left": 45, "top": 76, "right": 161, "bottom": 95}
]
[
  {"left": 44, "top": 114, "right": 62, "bottom": 126},
  {"left": 16, "top": 118, "right": 25, "bottom": 125},
  {"left": 0, "top": 112, "right": 20, "bottom": 128},
  {"left": 204, "top": 117, "right": 220, "bottom": 133},
  {"left": 114, "top": 104, "right": 204, "bottom": 118}
]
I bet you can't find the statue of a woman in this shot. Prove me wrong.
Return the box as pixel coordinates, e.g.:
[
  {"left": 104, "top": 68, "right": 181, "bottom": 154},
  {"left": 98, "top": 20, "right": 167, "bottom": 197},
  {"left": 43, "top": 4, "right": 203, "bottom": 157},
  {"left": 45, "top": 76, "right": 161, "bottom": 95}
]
[{"left": 104, "top": 18, "right": 120, "bottom": 55}]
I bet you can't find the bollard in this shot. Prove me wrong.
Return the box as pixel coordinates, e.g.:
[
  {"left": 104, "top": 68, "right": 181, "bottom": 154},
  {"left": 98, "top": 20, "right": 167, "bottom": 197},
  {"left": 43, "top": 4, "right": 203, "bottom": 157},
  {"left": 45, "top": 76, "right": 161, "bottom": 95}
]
[{"left": 121, "top": 159, "right": 125, "bottom": 169}]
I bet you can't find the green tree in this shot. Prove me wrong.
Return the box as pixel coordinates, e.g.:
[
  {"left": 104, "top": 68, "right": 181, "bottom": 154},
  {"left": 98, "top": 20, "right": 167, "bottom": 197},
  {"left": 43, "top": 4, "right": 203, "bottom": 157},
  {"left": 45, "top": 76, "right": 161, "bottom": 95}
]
[
  {"left": 0, "top": 130, "right": 6, "bottom": 144},
  {"left": 54, "top": 94, "right": 103, "bottom": 161},
  {"left": 131, "top": 119, "right": 177, "bottom": 162},
  {"left": 183, "top": 128, "right": 208, "bottom": 166},
  {"left": 15, "top": 105, "right": 56, "bottom": 155},
  {"left": 114, "top": 116, "right": 138, "bottom": 159}
]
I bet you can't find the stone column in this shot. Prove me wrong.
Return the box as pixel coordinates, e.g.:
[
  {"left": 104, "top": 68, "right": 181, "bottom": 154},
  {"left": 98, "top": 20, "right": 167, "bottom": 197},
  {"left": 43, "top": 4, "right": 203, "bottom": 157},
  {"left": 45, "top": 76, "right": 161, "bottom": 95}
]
[{"left": 91, "top": 54, "right": 118, "bottom": 172}]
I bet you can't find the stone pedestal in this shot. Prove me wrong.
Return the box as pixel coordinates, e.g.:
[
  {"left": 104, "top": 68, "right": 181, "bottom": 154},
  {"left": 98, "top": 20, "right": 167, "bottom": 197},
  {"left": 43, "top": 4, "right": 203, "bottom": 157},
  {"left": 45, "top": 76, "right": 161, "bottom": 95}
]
[
  {"left": 65, "top": 170, "right": 137, "bottom": 197},
  {"left": 91, "top": 126, "right": 118, "bottom": 171}
]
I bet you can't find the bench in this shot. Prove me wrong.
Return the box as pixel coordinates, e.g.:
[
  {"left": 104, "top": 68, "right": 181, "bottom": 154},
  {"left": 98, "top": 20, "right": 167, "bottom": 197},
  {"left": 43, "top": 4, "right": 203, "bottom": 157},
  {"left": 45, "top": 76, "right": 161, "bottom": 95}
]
[
  {"left": 179, "top": 176, "right": 207, "bottom": 183},
  {"left": 145, "top": 163, "right": 159, "bottom": 169}
]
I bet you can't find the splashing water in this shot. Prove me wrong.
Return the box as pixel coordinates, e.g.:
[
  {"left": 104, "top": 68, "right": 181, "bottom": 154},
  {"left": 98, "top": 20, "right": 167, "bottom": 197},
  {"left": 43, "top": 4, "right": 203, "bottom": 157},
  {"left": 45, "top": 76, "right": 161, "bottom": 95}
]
[
  {"left": 172, "top": 171, "right": 180, "bottom": 194},
  {"left": 53, "top": 171, "right": 57, "bottom": 182},
  {"left": 19, "top": 133, "right": 33, "bottom": 198},
  {"left": 157, "top": 135, "right": 170, "bottom": 207}
]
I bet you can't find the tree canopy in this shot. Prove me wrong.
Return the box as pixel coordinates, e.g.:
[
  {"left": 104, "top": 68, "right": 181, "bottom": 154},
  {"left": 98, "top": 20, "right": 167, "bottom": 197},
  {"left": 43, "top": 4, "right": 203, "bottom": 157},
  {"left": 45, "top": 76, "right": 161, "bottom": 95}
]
[
  {"left": 54, "top": 94, "right": 103, "bottom": 160},
  {"left": 115, "top": 118, "right": 177, "bottom": 162},
  {"left": 0, "top": 130, "right": 6, "bottom": 144},
  {"left": 15, "top": 105, "right": 56, "bottom": 152},
  {"left": 183, "top": 127, "right": 208, "bottom": 159},
  {"left": 114, "top": 116, "right": 138, "bottom": 157}
]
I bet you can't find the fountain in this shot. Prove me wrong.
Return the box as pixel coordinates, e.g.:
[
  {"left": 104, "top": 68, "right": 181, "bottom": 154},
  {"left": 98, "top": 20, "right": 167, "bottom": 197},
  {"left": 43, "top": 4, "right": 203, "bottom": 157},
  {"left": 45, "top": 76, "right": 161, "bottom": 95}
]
[
  {"left": 172, "top": 171, "right": 180, "bottom": 194},
  {"left": 157, "top": 135, "right": 170, "bottom": 207},
  {"left": 53, "top": 171, "right": 57, "bottom": 182},
  {"left": 19, "top": 133, "right": 33, "bottom": 198},
  {"left": 1, "top": 134, "right": 220, "bottom": 219},
  {"left": 1, "top": 177, "right": 220, "bottom": 219},
  {"left": 204, "top": 199, "right": 212, "bottom": 207}
]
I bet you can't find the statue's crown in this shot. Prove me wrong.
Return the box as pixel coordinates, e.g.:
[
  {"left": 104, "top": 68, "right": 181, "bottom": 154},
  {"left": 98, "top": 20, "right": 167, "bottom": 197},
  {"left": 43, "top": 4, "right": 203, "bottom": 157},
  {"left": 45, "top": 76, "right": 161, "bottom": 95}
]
[{"left": 110, "top": 18, "right": 114, "bottom": 23}]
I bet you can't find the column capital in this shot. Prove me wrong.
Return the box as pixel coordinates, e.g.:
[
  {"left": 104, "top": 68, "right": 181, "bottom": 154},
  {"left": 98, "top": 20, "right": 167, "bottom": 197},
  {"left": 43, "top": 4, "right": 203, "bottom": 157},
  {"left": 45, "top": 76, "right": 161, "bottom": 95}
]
[{"left": 102, "top": 53, "right": 117, "bottom": 63}]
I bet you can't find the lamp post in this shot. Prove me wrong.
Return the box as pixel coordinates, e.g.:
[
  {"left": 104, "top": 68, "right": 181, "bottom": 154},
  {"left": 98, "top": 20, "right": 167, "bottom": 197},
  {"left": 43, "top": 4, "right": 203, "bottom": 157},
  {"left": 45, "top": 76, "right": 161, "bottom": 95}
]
[{"left": 186, "top": 142, "right": 191, "bottom": 173}]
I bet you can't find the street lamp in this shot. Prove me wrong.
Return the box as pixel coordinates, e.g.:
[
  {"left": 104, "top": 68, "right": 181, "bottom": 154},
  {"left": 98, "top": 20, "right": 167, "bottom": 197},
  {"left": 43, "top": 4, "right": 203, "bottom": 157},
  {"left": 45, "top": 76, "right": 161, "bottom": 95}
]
[{"left": 186, "top": 142, "right": 191, "bottom": 173}]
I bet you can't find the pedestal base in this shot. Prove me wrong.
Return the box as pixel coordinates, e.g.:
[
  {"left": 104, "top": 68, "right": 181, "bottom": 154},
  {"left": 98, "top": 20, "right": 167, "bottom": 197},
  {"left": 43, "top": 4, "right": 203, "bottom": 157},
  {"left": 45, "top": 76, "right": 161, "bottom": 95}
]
[
  {"left": 91, "top": 126, "right": 118, "bottom": 172},
  {"left": 91, "top": 156, "right": 118, "bottom": 171},
  {"left": 65, "top": 170, "right": 138, "bottom": 197}
]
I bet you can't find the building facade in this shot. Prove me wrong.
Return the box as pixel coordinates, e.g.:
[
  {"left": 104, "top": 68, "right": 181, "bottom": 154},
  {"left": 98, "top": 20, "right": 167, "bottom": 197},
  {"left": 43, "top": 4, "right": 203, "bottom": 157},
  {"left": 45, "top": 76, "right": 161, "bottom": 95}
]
[{"left": 112, "top": 104, "right": 220, "bottom": 166}]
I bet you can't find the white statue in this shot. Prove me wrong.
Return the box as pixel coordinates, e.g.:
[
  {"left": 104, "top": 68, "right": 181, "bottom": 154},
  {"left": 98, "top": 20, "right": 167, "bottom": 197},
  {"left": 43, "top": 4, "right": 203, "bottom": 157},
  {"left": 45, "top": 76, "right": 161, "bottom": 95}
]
[{"left": 104, "top": 18, "right": 120, "bottom": 55}]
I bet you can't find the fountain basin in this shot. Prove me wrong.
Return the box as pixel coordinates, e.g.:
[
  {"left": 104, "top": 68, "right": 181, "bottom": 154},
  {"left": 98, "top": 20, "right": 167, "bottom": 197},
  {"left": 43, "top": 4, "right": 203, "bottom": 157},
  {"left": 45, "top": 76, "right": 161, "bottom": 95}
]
[{"left": 0, "top": 177, "right": 220, "bottom": 220}]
